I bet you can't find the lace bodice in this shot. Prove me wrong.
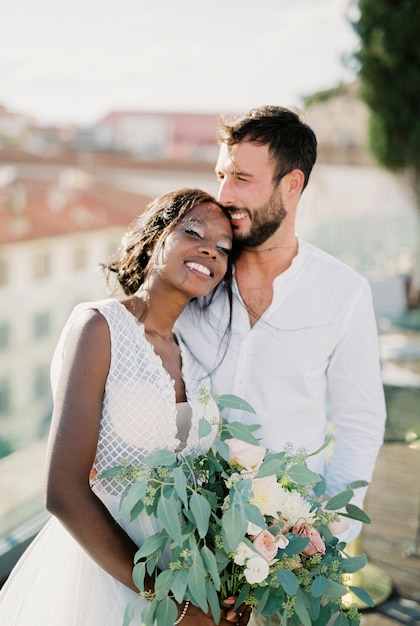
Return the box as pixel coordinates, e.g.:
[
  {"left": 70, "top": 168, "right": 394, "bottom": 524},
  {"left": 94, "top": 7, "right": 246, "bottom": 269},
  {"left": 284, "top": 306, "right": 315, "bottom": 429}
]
[{"left": 50, "top": 299, "right": 220, "bottom": 500}]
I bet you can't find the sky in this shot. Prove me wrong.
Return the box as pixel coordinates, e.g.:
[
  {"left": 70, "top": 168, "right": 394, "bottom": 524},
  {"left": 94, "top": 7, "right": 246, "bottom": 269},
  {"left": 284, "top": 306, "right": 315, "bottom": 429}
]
[{"left": 0, "top": 0, "right": 360, "bottom": 127}]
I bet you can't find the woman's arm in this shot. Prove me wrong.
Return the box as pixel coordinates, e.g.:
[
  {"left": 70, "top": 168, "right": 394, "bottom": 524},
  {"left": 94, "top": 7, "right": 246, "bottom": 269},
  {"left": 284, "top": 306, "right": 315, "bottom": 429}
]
[
  {"left": 45, "top": 308, "right": 245, "bottom": 623},
  {"left": 45, "top": 309, "right": 142, "bottom": 592}
]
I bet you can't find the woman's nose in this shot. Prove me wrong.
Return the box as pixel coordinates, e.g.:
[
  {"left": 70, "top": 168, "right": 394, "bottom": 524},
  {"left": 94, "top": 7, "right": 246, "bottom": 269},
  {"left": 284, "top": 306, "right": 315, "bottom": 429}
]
[{"left": 199, "top": 244, "right": 217, "bottom": 260}]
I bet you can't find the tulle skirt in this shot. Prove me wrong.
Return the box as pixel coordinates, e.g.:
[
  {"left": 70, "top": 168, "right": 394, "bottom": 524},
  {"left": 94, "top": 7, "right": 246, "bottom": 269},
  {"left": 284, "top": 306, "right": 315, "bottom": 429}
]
[{"left": 0, "top": 517, "right": 147, "bottom": 626}]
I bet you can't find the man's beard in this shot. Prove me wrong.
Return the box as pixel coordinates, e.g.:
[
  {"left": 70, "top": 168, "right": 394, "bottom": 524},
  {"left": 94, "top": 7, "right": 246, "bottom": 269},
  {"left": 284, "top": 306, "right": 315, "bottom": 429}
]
[{"left": 233, "top": 190, "right": 287, "bottom": 248}]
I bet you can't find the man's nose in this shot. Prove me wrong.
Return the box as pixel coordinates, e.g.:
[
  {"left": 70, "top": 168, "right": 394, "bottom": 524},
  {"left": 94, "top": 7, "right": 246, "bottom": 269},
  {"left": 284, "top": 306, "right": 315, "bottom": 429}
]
[{"left": 217, "top": 178, "right": 234, "bottom": 206}]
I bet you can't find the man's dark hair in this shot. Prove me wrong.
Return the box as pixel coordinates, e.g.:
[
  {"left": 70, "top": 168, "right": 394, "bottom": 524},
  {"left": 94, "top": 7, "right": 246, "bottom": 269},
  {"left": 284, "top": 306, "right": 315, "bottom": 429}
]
[{"left": 218, "top": 105, "right": 317, "bottom": 190}]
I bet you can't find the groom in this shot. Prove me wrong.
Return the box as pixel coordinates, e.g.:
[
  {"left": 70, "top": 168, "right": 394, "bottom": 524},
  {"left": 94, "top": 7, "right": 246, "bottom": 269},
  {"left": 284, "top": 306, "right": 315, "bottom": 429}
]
[{"left": 177, "top": 105, "right": 386, "bottom": 625}]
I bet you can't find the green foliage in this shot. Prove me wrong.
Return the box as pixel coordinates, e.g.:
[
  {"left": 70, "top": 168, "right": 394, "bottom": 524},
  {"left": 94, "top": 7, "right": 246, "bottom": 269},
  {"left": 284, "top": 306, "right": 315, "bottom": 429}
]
[
  {"left": 351, "top": 0, "right": 420, "bottom": 177},
  {"left": 103, "top": 399, "right": 370, "bottom": 626}
]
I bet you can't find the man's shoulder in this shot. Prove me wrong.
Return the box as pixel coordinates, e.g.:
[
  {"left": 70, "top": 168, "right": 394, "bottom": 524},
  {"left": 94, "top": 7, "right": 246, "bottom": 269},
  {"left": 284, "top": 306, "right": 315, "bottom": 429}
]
[{"left": 300, "top": 240, "right": 367, "bottom": 287}]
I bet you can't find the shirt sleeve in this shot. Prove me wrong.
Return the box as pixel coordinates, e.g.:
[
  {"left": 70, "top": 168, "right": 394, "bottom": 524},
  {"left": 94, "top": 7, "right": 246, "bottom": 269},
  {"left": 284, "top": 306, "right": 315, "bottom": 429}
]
[{"left": 325, "top": 278, "right": 386, "bottom": 539}]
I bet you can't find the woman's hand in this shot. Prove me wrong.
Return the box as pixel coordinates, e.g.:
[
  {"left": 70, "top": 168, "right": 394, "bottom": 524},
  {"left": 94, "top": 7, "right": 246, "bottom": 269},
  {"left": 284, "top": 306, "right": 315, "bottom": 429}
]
[
  {"left": 179, "top": 597, "right": 252, "bottom": 626},
  {"left": 222, "top": 596, "right": 252, "bottom": 625}
]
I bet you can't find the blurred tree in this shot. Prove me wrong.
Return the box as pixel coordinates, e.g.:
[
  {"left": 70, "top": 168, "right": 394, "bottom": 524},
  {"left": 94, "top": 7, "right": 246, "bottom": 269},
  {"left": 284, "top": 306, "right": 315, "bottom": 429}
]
[{"left": 350, "top": 0, "right": 420, "bottom": 209}]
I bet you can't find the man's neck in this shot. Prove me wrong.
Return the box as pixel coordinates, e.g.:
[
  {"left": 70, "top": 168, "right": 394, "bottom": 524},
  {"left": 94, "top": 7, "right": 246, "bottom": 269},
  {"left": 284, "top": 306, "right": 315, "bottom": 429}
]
[
  {"left": 235, "top": 233, "right": 299, "bottom": 280},
  {"left": 234, "top": 234, "right": 298, "bottom": 326}
]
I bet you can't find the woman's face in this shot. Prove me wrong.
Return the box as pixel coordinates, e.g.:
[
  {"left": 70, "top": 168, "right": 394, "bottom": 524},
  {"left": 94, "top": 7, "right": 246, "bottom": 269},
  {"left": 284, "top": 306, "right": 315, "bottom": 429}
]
[{"left": 154, "top": 202, "right": 232, "bottom": 299}]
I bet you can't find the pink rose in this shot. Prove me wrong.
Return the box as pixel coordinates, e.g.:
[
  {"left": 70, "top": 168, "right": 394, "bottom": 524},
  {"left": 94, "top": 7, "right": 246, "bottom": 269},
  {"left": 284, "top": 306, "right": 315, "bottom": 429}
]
[
  {"left": 225, "top": 438, "right": 265, "bottom": 470},
  {"left": 253, "top": 529, "right": 278, "bottom": 562},
  {"left": 293, "top": 523, "right": 326, "bottom": 556}
]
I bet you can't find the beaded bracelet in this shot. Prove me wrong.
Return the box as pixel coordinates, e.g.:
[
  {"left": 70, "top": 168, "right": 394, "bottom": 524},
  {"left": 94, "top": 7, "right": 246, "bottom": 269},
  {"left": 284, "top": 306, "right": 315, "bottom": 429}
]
[{"left": 173, "top": 600, "right": 190, "bottom": 625}]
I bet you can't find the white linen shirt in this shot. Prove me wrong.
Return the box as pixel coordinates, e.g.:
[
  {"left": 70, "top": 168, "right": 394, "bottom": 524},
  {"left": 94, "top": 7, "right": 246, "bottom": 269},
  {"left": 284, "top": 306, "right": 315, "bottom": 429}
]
[{"left": 176, "top": 239, "right": 386, "bottom": 541}]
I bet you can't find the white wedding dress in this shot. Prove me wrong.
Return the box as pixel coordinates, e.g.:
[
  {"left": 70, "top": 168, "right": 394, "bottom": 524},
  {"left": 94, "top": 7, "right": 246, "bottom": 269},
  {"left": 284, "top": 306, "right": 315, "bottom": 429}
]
[{"left": 0, "top": 299, "right": 220, "bottom": 626}]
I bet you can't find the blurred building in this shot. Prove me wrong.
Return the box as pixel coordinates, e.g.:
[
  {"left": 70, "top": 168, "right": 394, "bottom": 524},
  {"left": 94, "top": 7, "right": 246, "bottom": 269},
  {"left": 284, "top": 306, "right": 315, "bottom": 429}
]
[
  {"left": 73, "top": 111, "right": 221, "bottom": 162},
  {"left": 303, "top": 82, "right": 372, "bottom": 165},
  {"left": 0, "top": 164, "right": 150, "bottom": 453}
]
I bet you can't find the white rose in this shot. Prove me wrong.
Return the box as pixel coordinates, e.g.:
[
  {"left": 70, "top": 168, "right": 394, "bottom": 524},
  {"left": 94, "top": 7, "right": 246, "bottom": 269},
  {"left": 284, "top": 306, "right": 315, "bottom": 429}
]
[
  {"left": 243, "top": 555, "right": 270, "bottom": 584},
  {"left": 233, "top": 541, "right": 255, "bottom": 566}
]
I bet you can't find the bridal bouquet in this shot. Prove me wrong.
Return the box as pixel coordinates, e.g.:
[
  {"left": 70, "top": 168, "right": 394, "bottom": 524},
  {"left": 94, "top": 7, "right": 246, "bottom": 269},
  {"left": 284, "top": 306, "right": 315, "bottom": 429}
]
[{"left": 104, "top": 395, "right": 373, "bottom": 626}]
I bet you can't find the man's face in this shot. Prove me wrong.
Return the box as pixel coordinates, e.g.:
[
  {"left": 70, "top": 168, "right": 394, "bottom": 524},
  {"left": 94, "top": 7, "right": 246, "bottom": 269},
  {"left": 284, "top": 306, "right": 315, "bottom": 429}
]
[{"left": 215, "top": 141, "right": 286, "bottom": 247}]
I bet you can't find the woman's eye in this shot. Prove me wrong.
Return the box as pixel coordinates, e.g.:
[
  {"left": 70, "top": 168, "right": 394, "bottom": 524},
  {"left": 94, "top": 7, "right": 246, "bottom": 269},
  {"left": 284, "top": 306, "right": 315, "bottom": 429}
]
[
  {"left": 184, "top": 228, "right": 202, "bottom": 238},
  {"left": 217, "top": 246, "right": 231, "bottom": 255}
]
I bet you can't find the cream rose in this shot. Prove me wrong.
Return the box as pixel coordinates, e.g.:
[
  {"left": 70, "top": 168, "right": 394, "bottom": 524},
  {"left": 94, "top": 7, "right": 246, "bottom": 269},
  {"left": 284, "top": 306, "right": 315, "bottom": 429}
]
[
  {"left": 249, "top": 475, "right": 285, "bottom": 517},
  {"left": 225, "top": 438, "right": 266, "bottom": 471}
]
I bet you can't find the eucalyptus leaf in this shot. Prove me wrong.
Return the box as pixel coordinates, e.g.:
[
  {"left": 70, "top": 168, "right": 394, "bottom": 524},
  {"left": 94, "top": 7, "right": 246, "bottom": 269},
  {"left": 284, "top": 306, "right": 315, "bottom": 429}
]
[
  {"left": 141, "top": 598, "right": 157, "bottom": 626},
  {"left": 222, "top": 503, "right": 247, "bottom": 552},
  {"left": 332, "top": 612, "right": 350, "bottom": 625},
  {"left": 129, "top": 497, "right": 145, "bottom": 522},
  {"left": 243, "top": 502, "right": 267, "bottom": 529},
  {"left": 99, "top": 464, "right": 126, "bottom": 478},
  {"left": 276, "top": 569, "right": 298, "bottom": 595},
  {"left": 170, "top": 568, "right": 188, "bottom": 603},
  {"left": 155, "top": 569, "right": 175, "bottom": 601},
  {"left": 206, "top": 579, "right": 221, "bottom": 624},
  {"left": 119, "top": 480, "right": 147, "bottom": 519},
  {"left": 282, "top": 533, "right": 310, "bottom": 556},
  {"left": 345, "top": 504, "right": 371, "bottom": 524},
  {"left": 132, "top": 560, "right": 146, "bottom": 591},
  {"left": 253, "top": 586, "right": 270, "bottom": 616},
  {"left": 135, "top": 530, "right": 168, "bottom": 561},
  {"left": 256, "top": 457, "right": 285, "bottom": 479},
  {"left": 190, "top": 492, "right": 211, "bottom": 538},
  {"left": 122, "top": 601, "right": 136, "bottom": 626},
  {"left": 142, "top": 449, "right": 177, "bottom": 468},
  {"left": 225, "top": 421, "right": 260, "bottom": 444},
  {"left": 155, "top": 596, "right": 178, "bottom": 626},
  {"left": 172, "top": 466, "right": 188, "bottom": 508},
  {"left": 294, "top": 596, "right": 312, "bottom": 626},
  {"left": 198, "top": 417, "right": 212, "bottom": 438},
  {"left": 216, "top": 394, "right": 256, "bottom": 413},
  {"left": 187, "top": 549, "right": 208, "bottom": 612},
  {"left": 325, "top": 490, "right": 353, "bottom": 511},
  {"left": 259, "top": 586, "right": 285, "bottom": 616},
  {"left": 311, "top": 575, "right": 328, "bottom": 597},
  {"left": 324, "top": 579, "right": 348, "bottom": 599},
  {"left": 339, "top": 555, "right": 367, "bottom": 573},
  {"left": 287, "top": 464, "right": 322, "bottom": 484},
  {"left": 348, "top": 585, "right": 375, "bottom": 607},
  {"left": 213, "top": 439, "right": 230, "bottom": 462},
  {"left": 201, "top": 545, "right": 221, "bottom": 589},
  {"left": 347, "top": 479, "right": 369, "bottom": 490},
  {"left": 157, "top": 495, "right": 183, "bottom": 546},
  {"left": 146, "top": 551, "right": 159, "bottom": 576},
  {"left": 233, "top": 583, "right": 251, "bottom": 610}
]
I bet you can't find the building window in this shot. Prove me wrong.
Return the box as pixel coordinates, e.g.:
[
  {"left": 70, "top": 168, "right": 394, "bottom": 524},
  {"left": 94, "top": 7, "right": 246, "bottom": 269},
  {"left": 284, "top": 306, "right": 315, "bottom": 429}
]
[
  {"left": 33, "top": 251, "right": 50, "bottom": 280},
  {"left": 33, "top": 312, "right": 51, "bottom": 339},
  {"left": 0, "top": 322, "right": 10, "bottom": 350},
  {"left": 0, "top": 378, "right": 10, "bottom": 414},
  {"left": 33, "top": 365, "right": 50, "bottom": 400}
]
